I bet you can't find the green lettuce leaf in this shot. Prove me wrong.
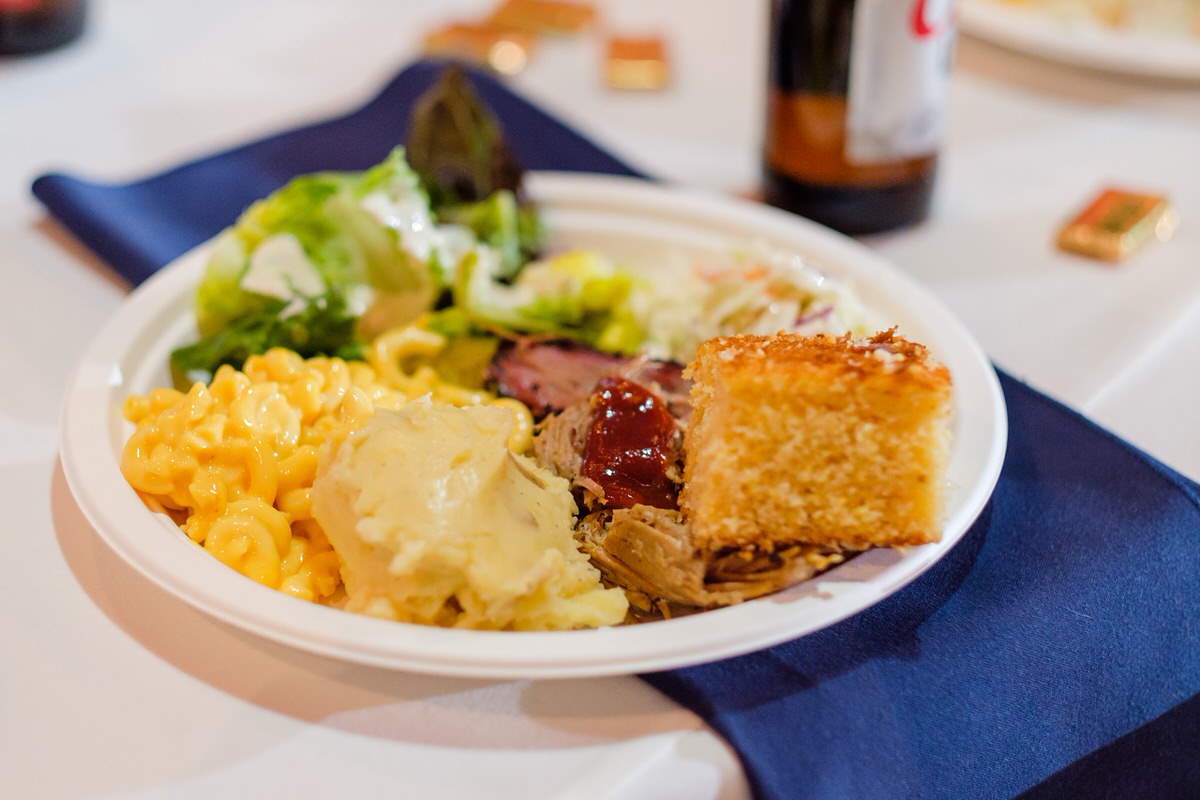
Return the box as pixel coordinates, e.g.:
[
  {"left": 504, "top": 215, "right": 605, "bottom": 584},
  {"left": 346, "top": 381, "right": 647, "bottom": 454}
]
[
  {"left": 171, "top": 292, "right": 363, "bottom": 390},
  {"left": 193, "top": 147, "right": 441, "bottom": 339},
  {"left": 438, "top": 189, "right": 543, "bottom": 279},
  {"left": 454, "top": 248, "right": 645, "bottom": 354},
  {"left": 406, "top": 65, "right": 524, "bottom": 208}
]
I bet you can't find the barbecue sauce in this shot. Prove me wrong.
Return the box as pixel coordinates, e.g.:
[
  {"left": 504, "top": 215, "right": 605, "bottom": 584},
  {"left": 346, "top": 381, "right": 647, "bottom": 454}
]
[{"left": 581, "top": 377, "right": 677, "bottom": 510}]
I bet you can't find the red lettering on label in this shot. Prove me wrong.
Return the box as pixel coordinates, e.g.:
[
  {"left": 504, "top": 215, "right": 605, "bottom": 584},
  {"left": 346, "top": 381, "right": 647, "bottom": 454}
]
[{"left": 911, "top": 0, "right": 950, "bottom": 38}]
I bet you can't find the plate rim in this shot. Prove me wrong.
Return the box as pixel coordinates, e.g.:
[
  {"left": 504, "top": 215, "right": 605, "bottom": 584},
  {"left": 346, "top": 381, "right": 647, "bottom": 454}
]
[
  {"left": 59, "top": 171, "right": 1008, "bottom": 679},
  {"left": 960, "top": 0, "right": 1200, "bottom": 80}
]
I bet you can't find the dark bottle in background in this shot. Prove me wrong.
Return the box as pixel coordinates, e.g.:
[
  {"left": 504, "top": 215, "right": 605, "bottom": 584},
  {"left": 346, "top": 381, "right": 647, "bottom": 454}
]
[
  {"left": 763, "top": 0, "right": 955, "bottom": 235},
  {"left": 0, "top": 0, "right": 86, "bottom": 56}
]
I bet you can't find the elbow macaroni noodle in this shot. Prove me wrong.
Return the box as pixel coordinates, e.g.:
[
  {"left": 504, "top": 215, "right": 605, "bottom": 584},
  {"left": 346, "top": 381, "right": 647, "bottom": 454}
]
[
  {"left": 120, "top": 326, "right": 536, "bottom": 602},
  {"left": 365, "top": 325, "right": 533, "bottom": 454}
]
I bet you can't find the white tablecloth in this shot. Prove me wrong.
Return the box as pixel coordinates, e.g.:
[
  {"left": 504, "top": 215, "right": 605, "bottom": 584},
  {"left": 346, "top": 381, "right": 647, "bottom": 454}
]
[{"left": 4, "top": 1, "right": 1198, "bottom": 797}]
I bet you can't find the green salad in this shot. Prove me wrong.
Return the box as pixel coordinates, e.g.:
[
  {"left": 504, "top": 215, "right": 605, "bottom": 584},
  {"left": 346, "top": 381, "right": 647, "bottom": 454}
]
[{"left": 171, "top": 66, "right": 871, "bottom": 391}]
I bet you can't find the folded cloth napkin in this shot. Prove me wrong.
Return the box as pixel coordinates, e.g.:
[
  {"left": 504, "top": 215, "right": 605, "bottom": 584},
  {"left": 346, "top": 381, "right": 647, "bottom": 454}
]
[
  {"left": 32, "top": 60, "right": 643, "bottom": 287},
  {"left": 33, "top": 60, "right": 1200, "bottom": 800},
  {"left": 644, "top": 381, "right": 1200, "bottom": 799}
]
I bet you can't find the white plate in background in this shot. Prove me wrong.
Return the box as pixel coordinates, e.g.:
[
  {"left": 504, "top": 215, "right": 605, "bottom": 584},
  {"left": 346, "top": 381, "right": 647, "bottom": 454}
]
[
  {"left": 59, "top": 172, "right": 1007, "bottom": 679},
  {"left": 961, "top": 0, "right": 1200, "bottom": 80}
]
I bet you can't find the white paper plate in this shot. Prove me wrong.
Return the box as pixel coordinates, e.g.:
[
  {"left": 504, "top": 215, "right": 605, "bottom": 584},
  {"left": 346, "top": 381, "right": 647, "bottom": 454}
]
[
  {"left": 60, "top": 173, "right": 1007, "bottom": 679},
  {"left": 961, "top": 0, "right": 1200, "bottom": 80}
]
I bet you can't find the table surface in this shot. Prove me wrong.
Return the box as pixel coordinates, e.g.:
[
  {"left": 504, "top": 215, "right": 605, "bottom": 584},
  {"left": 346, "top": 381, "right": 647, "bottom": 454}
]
[{"left": 5, "top": 1, "right": 1199, "bottom": 798}]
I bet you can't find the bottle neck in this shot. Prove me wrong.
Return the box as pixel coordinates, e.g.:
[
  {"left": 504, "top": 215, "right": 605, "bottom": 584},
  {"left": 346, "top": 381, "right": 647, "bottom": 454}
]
[{"left": 768, "top": 0, "right": 856, "bottom": 97}]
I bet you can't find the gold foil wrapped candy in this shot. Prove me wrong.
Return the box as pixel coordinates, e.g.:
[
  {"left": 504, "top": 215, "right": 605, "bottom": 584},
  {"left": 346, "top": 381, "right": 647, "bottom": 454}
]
[
  {"left": 423, "top": 23, "right": 535, "bottom": 75},
  {"left": 1057, "top": 188, "right": 1177, "bottom": 263},
  {"left": 488, "top": 0, "right": 596, "bottom": 35},
  {"left": 605, "top": 36, "right": 670, "bottom": 91}
]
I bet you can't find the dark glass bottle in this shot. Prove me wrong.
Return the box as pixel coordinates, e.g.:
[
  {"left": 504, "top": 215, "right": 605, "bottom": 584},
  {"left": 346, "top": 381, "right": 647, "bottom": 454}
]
[
  {"left": 763, "top": 0, "right": 955, "bottom": 235},
  {"left": 0, "top": 0, "right": 86, "bottom": 56}
]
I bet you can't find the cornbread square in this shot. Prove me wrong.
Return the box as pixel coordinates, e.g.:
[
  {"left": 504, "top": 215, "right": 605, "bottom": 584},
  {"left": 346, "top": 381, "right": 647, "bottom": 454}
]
[{"left": 680, "top": 330, "right": 952, "bottom": 552}]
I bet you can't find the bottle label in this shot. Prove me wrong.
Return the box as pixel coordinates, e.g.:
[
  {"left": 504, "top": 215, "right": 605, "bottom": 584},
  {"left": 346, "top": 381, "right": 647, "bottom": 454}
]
[{"left": 845, "top": 0, "right": 956, "bottom": 165}]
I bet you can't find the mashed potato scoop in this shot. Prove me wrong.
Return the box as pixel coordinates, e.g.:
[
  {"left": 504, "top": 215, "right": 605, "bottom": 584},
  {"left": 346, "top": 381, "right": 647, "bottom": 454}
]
[{"left": 312, "top": 398, "right": 628, "bottom": 630}]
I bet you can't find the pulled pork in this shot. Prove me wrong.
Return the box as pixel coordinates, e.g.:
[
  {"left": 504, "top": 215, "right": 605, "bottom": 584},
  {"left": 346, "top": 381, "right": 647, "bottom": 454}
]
[
  {"left": 525, "top": 350, "right": 844, "bottom": 618},
  {"left": 488, "top": 340, "right": 690, "bottom": 420},
  {"left": 577, "top": 507, "right": 843, "bottom": 618}
]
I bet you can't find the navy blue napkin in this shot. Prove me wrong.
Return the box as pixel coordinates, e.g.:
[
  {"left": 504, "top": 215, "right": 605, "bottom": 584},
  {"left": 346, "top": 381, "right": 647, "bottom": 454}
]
[
  {"left": 644, "top": 380, "right": 1200, "bottom": 799},
  {"left": 33, "top": 60, "right": 1200, "bottom": 800},
  {"left": 32, "top": 60, "right": 642, "bottom": 286}
]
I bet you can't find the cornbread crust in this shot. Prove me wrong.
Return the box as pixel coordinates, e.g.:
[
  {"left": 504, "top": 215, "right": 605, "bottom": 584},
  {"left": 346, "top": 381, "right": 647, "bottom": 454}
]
[{"left": 680, "top": 329, "right": 952, "bottom": 553}]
